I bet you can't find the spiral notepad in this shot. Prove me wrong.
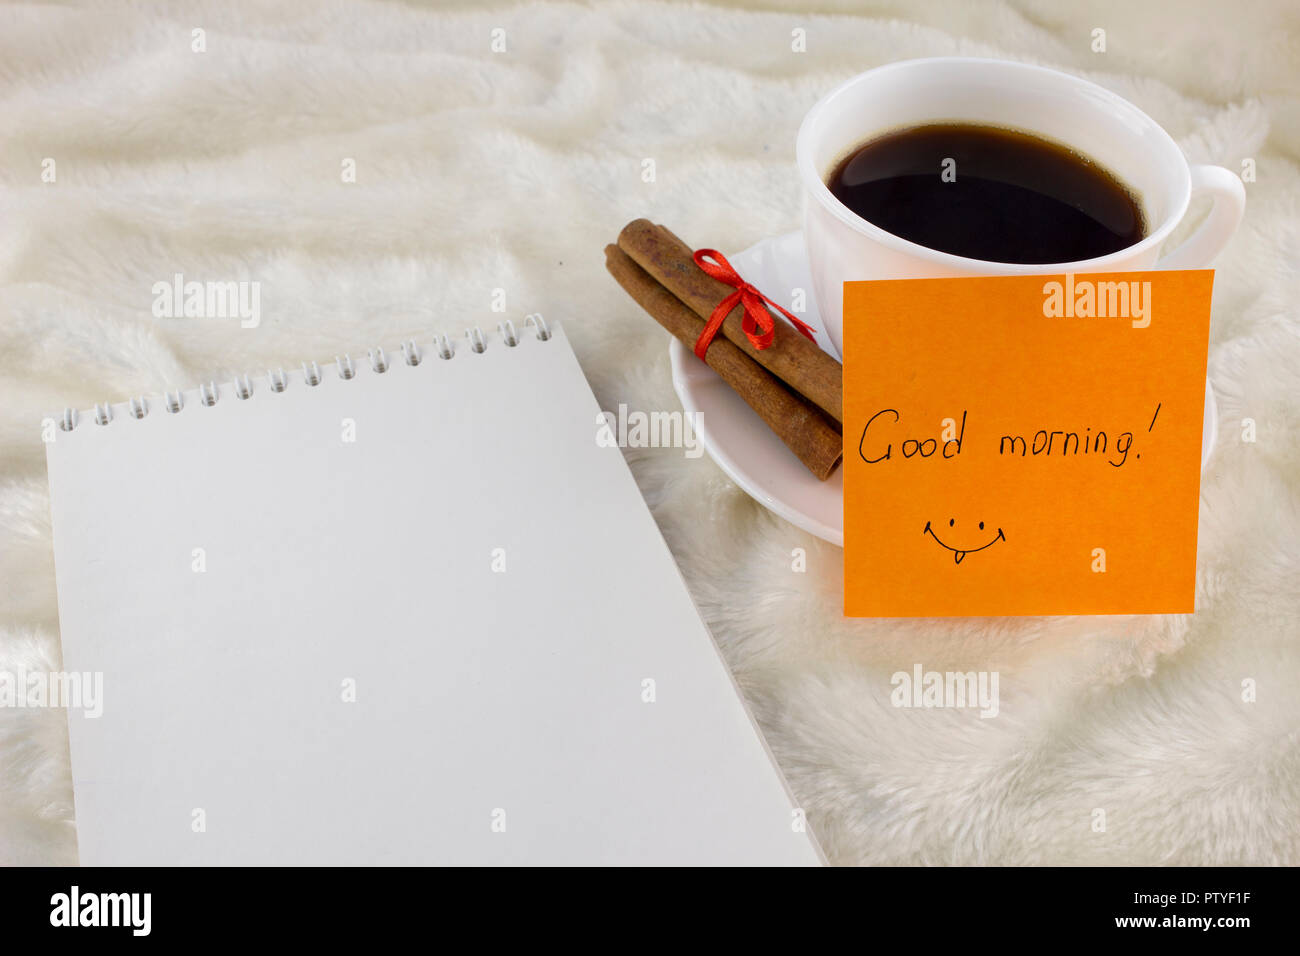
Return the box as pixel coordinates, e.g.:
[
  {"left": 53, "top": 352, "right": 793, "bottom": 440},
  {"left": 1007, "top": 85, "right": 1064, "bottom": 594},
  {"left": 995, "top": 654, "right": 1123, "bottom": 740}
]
[{"left": 44, "top": 319, "right": 821, "bottom": 866}]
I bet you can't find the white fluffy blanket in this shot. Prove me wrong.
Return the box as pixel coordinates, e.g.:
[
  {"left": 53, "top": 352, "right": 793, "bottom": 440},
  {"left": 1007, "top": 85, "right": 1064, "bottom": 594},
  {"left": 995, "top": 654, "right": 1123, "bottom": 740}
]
[{"left": 2, "top": 0, "right": 1297, "bottom": 865}]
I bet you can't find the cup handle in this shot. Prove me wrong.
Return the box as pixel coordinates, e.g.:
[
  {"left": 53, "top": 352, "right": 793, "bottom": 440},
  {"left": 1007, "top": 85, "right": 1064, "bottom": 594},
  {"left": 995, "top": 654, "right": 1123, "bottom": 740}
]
[{"left": 1157, "top": 165, "right": 1246, "bottom": 270}]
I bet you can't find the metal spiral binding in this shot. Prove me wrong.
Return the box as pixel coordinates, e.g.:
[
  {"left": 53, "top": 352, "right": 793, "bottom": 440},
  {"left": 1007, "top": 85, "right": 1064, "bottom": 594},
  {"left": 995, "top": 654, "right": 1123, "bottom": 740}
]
[
  {"left": 525, "top": 314, "right": 551, "bottom": 341},
  {"left": 54, "top": 320, "right": 554, "bottom": 431}
]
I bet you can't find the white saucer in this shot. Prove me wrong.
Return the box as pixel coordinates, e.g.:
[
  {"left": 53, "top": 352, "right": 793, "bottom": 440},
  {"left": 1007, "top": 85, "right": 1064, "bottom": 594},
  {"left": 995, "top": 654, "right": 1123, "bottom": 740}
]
[{"left": 669, "top": 231, "right": 1218, "bottom": 547}]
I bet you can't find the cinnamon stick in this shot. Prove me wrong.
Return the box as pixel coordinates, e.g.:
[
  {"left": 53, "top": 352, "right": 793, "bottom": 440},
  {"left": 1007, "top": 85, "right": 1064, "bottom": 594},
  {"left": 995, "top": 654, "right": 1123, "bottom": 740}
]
[
  {"left": 605, "top": 244, "right": 842, "bottom": 480},
  {"left": 617, "top": 219, "right": 843, "bottom": 424}
]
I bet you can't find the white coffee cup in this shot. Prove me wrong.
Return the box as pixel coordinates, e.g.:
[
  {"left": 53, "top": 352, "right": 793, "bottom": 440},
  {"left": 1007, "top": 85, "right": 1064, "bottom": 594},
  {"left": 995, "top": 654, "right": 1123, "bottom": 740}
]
[{"left": 796, "top": 57, "right": 1246, "bottom": 356}]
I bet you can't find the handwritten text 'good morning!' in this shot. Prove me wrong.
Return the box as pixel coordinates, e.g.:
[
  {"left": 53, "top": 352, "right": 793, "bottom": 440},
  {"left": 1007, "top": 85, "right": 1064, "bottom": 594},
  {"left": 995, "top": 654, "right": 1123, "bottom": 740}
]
[{"left": 858, "top": 406, "right": 1163, "bottom": 470}]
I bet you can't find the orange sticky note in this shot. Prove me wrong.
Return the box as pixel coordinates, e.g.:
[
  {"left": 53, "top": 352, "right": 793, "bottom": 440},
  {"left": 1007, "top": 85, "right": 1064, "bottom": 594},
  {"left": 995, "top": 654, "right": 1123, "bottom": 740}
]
[{"left": 843, "top": 271, "right": 1213, "bottom": 617}]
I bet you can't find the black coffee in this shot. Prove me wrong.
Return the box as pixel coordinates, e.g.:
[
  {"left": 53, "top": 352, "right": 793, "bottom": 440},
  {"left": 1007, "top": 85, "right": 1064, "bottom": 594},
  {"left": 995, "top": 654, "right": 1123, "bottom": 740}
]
[{"left": 826, "top": 123, "right": 1144, "bottom": 264}]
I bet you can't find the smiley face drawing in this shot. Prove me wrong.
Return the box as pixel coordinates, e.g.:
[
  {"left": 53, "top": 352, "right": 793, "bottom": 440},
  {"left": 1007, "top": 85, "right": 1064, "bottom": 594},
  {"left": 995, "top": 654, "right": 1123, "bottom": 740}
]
[{"left": 923, "top": 518, "right": 1006, "bottom": 565}]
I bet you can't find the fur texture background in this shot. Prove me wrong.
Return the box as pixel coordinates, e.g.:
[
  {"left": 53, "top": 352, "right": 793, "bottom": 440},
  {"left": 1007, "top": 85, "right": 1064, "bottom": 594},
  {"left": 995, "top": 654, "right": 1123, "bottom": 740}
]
[{"left": 1, "top": 0, "right": 1297, "bottom": 865}]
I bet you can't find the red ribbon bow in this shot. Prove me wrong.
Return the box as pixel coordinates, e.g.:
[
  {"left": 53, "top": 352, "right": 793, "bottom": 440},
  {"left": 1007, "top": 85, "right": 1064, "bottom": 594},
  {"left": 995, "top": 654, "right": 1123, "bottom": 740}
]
[{"left": 691, "top": 249, "right": 818, "bottom": 361}]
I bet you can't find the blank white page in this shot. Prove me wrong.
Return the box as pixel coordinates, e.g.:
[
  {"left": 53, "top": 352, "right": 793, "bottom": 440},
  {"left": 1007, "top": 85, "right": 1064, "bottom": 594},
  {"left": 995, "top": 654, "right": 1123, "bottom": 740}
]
[{"left": 46, "top": 323, "right": 822, "bottom": 866}]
